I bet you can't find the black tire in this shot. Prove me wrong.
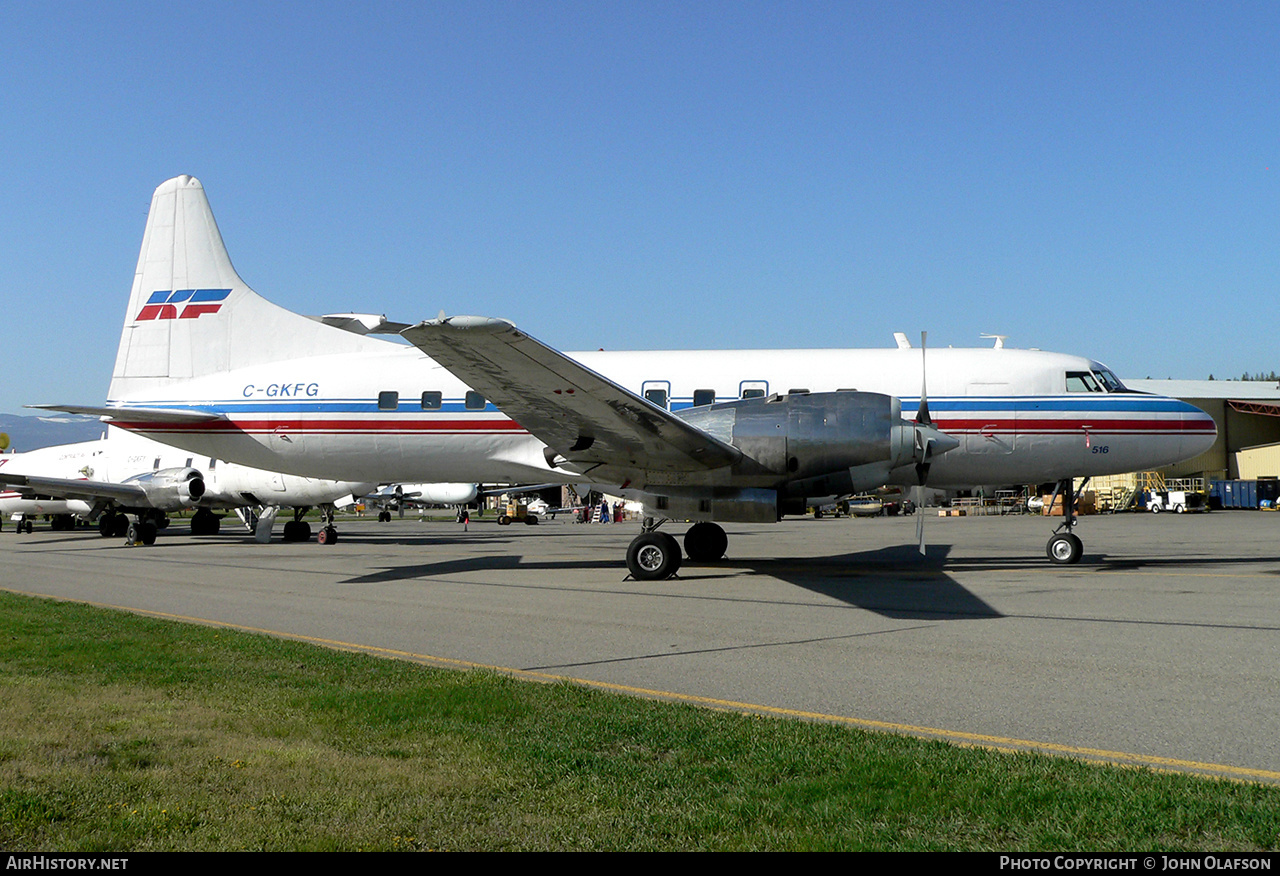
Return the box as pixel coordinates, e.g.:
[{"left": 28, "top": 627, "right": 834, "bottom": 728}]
[
  {"left": 626, "top": 532, "right": 681, "bottom": 580},
  {"left": 524, "top": 515, "right": 538, "bottom": 525},
  {"left": 284, "top": 520, "right": 312, "bottom": 542},
  {"left": 191, "top": 509, "right": 220, "bottom": 536},
  {"left": 139, "top": 522, "right": 157, "bottom": 546},
  {"left": 318, "top": 525, "right": 338, "bottom": 545},
  {"left": 660, "top": 532, "right": 682, "bottom": 575},
  {"left": 684, "top": 522, "right": 728, "bottom": 562},
  {"left": 498, "top": 515, "right": 511, "bottom": 526},
  {"left": 1046, "top": 532, "right": 1083, "bottom": 564}
]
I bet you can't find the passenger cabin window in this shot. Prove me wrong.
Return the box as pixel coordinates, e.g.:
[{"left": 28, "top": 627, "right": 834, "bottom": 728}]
[
  {"left": 787, "top": 388, "right": 810, "bottom": 395},
  {"left": 692, "top": 389, "right": 716, "bottom": 407},
  {"left": 641, "top": 380, "right": 671, "bottom": 409},
  {"left": 378, "top": 391, "right": 399, "bottom": 410},
  {"left": 464, "top": 391, "right": 486, "bottom": 410},
  {"left": 741, "top": 388, "right": 766, "bottom": 399},
  {"left": 421, "top": 391, "right": 442, "bottom": 410}
]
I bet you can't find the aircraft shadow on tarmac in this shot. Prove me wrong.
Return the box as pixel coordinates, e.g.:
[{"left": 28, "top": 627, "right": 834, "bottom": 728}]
[
  {"left": 712, "top": 544, "right": 1008, "bottom": 620},
  {"left": 335, "top": 538, "right": 1007, "bottom": 621}
]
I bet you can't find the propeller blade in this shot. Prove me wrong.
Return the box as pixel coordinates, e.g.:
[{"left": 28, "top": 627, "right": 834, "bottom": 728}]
[
  {"left": 915, "top": 485, "right": 926, "bottom": 554},
  {"left": 917, "top": 331, "right": 931, "bottom": 426},
  {"left": 915, "top": 434, "right": 931, "bottom": 555},
  {"left": 915, "top": 331, "right": 931, "bottom": 554}
]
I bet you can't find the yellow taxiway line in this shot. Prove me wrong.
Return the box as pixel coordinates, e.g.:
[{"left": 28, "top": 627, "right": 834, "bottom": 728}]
[{"left": 6, "top": 585, "right": 1277, "bottom": 785}]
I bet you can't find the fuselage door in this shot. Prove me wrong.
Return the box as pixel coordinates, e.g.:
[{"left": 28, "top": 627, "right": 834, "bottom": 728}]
[{"left": 964, "top": 383, "right": 1016, "bottom": 456}]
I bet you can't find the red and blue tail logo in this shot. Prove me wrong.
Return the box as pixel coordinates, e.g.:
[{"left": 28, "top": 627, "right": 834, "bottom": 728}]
[{"left": 135, "top": 289, "right": 231, "bottom": 321}]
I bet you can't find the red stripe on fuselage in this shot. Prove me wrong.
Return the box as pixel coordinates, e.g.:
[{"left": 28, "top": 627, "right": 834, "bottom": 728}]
[
  {"left": 933, "top": 417, "right": 1215, "bottom": 434},
  {"left": 113, "top": 417, "right": 529, "bottom": 434}
]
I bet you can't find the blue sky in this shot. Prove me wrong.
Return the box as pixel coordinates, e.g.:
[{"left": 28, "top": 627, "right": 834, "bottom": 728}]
[{"left": 3, "top": 1, "right": 1277, "bottom": 415}]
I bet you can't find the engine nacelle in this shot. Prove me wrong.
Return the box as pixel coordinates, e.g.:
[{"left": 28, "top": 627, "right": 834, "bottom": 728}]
[
  {"left": 394, "top": 483, "right": 480, "bottom": 505},
  {"left": 124, "top": 467, "right": 206, "bottom": 510},
  {"left": 679, "top": 391, "right": 922, "bottom": 496}
]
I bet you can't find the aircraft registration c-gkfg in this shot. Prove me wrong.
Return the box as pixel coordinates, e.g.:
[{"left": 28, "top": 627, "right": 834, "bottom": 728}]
[{"left": 38, "top": 176, "right": 1217, "bottom": 577}]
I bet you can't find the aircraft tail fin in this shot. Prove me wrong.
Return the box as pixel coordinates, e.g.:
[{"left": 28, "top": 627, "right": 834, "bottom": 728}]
[{"left": 110, "top": 175, "right": 386, "bottom": 402}]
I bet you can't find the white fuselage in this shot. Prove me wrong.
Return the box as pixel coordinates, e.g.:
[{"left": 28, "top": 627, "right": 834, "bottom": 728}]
[
  {"left": 106, "top": 341, "right": 1217, "bottom": 491},
  {"left": 83, "top": 175, "right": 1218, "bottom": 508}
]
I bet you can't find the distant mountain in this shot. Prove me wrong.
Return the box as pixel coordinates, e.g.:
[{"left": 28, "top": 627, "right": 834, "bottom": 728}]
[{"left": 0, "top": 413, "right": 106, "bottom": 452}]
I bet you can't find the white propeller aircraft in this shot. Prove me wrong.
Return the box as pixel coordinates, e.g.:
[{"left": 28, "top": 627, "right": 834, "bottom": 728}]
[
  {"left": 39, "top": 176, "right": 1217, "bottom": 576},
  {"left": 364, "top": 482, "right": 479, "bottom": 521},
  {"left": 0, "top": 425, "right": 373, "bottom": 544}
]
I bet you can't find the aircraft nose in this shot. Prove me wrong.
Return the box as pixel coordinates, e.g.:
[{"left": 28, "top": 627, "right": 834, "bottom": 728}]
[{"left": 1180, "top": 402, "right": 1218, "bottom": 458}]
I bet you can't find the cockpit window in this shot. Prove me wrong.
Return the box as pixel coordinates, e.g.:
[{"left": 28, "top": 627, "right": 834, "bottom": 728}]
[
  {"left": 1066, "top": 371, "right": 1101, "bottom": 392},
  {"left": 1066, "top": 369, "right": 1128, "bottom": 393},
  {"left": 1092, "top": 369, "right": 1125, "bottom": 392}
]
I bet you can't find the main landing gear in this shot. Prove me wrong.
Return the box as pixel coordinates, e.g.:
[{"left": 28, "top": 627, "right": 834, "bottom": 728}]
[
  {"left": 98, "top": 512, "right": 129, "bottom": 539},
  {"left": 190, "top": 508, "right": 222, "bottom": 536},
  {"left": 1045, "top": 477, "right": 1089, "bottom": 565},
  {"left": 625, "top": 520, "right": 729, "bottom": 581},
  {"left": 281, "top": 506, "right": 313, "bottom": 543},
  {"left": 95, "top": 510, "right": 166, "bottom": 545}
]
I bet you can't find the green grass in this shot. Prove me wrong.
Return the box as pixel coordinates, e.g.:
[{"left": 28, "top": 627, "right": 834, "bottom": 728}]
[{"left": 0, "top": 591, "right": 1276, "bottom": 851}]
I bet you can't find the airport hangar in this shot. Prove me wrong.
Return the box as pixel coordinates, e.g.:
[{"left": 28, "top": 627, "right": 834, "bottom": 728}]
[{"left": 1126, "top": 379, "right": 1280, "bottom": 480}]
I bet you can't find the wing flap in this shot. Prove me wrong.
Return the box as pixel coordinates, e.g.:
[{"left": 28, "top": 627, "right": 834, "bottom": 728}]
[{"left": 401, "top": 317, "right": 740, "bottom": 472}]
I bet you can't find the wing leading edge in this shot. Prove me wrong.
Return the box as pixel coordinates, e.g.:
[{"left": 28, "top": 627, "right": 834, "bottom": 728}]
[
  {"left": 401, "top": 317, "right": 741, "bottom": 474},
  {"left": 0, "top": 472, "right": 150, "bottom": 506}
]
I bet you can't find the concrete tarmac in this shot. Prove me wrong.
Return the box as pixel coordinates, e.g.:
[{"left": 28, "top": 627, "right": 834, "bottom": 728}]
[{"left": 3, "top": 509, "right": 1278, "bottom": 783}]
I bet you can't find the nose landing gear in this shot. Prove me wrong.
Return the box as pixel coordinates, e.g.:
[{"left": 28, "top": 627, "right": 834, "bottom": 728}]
[{"left": 1045, "top": 477, "right": 1089, "bottom": 565}]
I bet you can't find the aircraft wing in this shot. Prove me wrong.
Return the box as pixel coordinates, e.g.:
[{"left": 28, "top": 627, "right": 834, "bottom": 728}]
[
  {"left": 26, "top": 404, "right": 225, "bottom": 424},
  {"left": 401, "top": 317, "right": 741, "bottom": 473},
  {"left": 0, "top": 472, "right": 149, "bottom": 506}
]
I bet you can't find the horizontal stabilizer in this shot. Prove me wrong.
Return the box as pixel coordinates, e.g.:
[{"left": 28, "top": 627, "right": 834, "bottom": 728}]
[
  {"left": 309, "top": 313, "right": 414, "bottom": 335},
  {"left": 26, "top": 404, "right": 226, "bottom": 424}
]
